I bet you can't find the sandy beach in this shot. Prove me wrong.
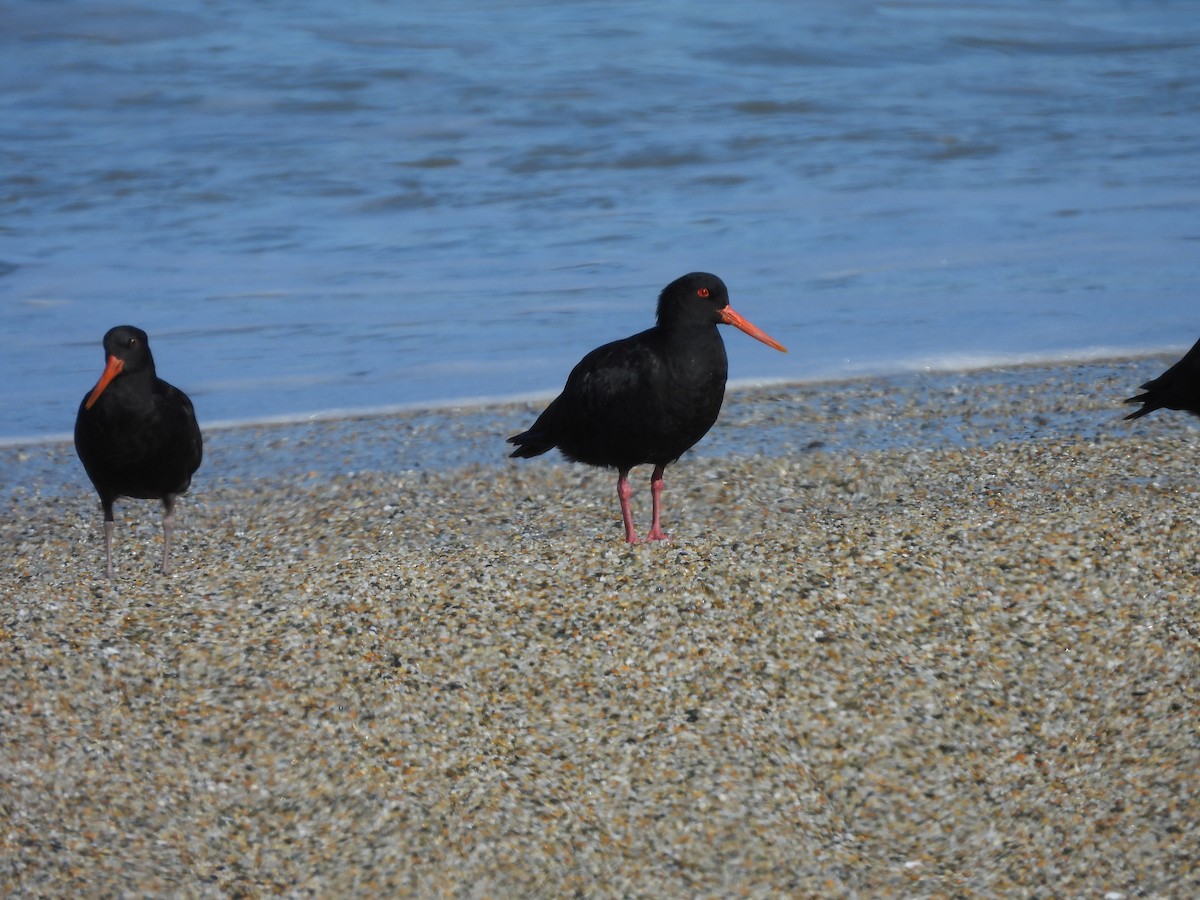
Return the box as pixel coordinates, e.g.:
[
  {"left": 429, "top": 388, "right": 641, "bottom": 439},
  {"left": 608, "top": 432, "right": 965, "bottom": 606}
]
[{"left": 1, "top": 359, "right": 1196, "bottom": 897}]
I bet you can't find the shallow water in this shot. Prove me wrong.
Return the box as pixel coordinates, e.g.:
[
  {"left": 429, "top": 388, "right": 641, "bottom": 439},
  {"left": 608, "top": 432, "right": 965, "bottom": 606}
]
[{"left": 2, "top": 0, "right": 1198, "bottom": 440}]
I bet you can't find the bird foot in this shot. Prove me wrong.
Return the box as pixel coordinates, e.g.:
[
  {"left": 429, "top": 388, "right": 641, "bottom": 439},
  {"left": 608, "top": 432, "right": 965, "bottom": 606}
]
[{"left": 639, "top": 528, "right": 672, "bottom": 543}]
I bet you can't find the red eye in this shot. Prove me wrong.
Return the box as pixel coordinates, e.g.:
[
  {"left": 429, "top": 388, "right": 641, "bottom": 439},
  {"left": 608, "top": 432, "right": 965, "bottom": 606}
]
[{"left": 697, "top": 288, "right": 710, "bottom": 298}]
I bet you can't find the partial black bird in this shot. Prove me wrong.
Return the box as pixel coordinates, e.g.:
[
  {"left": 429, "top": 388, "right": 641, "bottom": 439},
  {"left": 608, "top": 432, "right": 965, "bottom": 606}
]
[
  {"left": 508, "top": 273, "right": 786, "bottom": 542},
  {"left": 74, "top": 325, "right": 203, "bottom": 578},
  {"left": 1125, "top": 337, "right": 1200, "bottom": 421}
]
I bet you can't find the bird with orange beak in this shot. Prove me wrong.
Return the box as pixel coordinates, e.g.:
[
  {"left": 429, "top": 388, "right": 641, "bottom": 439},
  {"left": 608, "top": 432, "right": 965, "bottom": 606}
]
[
  {"left": 74, "top": 325, "right": 203, "bottom": 578},
  {"left": 508, "top": 272, "right": 787, "bottom": 542}
]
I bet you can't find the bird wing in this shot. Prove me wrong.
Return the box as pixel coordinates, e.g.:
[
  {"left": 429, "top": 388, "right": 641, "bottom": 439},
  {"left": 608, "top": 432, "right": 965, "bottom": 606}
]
[
  {"left": 508, "top": 329, "right": 663, "bottom": 459},
  {"left": 565, "top": 331, "right": 663, "bottom": 415},
  {"left": 156, "top": 382, "right": 203, "bottom": 481}
]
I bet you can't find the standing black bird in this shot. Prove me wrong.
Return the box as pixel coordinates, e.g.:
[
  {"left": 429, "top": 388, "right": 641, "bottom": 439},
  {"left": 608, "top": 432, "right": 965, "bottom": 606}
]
[
  {"left": 508, "top": 273, "right": 786, "bottom": 542},
  {"left": 74, "top": 325, "right": 203, "bottom": 578},
  {"left": 1125, "top": 337, "right": 1200, "bottom": 420}
]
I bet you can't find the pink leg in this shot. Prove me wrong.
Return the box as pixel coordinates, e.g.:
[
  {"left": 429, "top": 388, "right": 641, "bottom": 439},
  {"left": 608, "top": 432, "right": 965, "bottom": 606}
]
[
  {"left": 102, "top": 520, "right": 115, "bottom": 580},
  {"left": 617, "top": 469, "right": 638, "bottom": 543},
  {"left": 644, "top": 463, "right": 670, "bottom": 542},
  {"left": 161, "top": 494, "right": 177, "bottom": 575}
]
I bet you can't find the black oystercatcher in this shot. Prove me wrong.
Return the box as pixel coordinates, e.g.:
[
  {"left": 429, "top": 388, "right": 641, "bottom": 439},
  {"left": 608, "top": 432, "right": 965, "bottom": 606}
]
[
  {"left": 1125, "top": 337, "right": 1200, "bottom": 420},
  {"left": 74, "top": 325, "right": 203, "bottom": 578},
  {"left": 508, "top": 273, "right": 787, "bottom": 542}
]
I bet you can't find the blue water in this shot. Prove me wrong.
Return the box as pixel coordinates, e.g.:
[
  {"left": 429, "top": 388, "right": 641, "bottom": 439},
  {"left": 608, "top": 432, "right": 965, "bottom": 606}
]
[{"left": 2, "top": 0, "right": 1198, "bottom": 442}]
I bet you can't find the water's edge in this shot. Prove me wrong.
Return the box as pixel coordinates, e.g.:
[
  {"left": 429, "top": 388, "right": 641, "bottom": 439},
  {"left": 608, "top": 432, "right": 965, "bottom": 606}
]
[{"left": 4, "top": 353, "right": 1187, "bottom": 504}]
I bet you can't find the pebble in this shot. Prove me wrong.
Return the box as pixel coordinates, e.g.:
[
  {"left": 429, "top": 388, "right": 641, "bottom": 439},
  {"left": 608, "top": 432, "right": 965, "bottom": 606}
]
[{"left": 0, "top": 361, "right": 1197, "bottom": 896}]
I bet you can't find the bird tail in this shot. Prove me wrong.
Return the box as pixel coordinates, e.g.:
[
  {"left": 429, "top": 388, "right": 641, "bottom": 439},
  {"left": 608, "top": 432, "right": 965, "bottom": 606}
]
[
  {"left": 507, "top": 429, "right": 554, "bottom": 458},
  {"left": 1123, "top": 392, "right": 1159, "bottom": 420}
]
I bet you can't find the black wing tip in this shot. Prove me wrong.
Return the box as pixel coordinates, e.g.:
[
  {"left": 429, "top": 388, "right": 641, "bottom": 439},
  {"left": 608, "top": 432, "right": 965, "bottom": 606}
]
[
  {"left": 507, "top": 431, "right": 552, "bottom": 459},
  {"left": 1123, "top": 394, "right": 1157, "bottom": 420}
]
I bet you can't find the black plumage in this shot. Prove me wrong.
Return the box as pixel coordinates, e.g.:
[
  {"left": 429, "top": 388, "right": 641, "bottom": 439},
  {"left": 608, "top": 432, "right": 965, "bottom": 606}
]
[
  {"left": 508, "top": 273, "right": 786, "bottom": 542},
  {"left": 74, "top": 325, "right": 203, "bottom": 578},
  {"left": 1125, "top": 337, "right": 1200, "bottom": 421}
]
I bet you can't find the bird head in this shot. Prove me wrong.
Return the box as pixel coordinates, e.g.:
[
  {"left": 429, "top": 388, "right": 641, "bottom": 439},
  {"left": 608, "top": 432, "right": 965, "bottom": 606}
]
[
  {"left": 658, "top": 273, "right": 787, "bottom": 352},
  {"left": 85, "top": 325, "right": 155, "bottom": 408}
]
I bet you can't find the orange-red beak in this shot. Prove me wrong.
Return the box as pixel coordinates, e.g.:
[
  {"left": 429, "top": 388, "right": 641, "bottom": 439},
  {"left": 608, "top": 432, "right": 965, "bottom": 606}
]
[
  {"left": 718, "top": 306, "right": 787, "bottom": 353},
  {"left": 84, "top": 355, "right": 124, "bottom": 409}
]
